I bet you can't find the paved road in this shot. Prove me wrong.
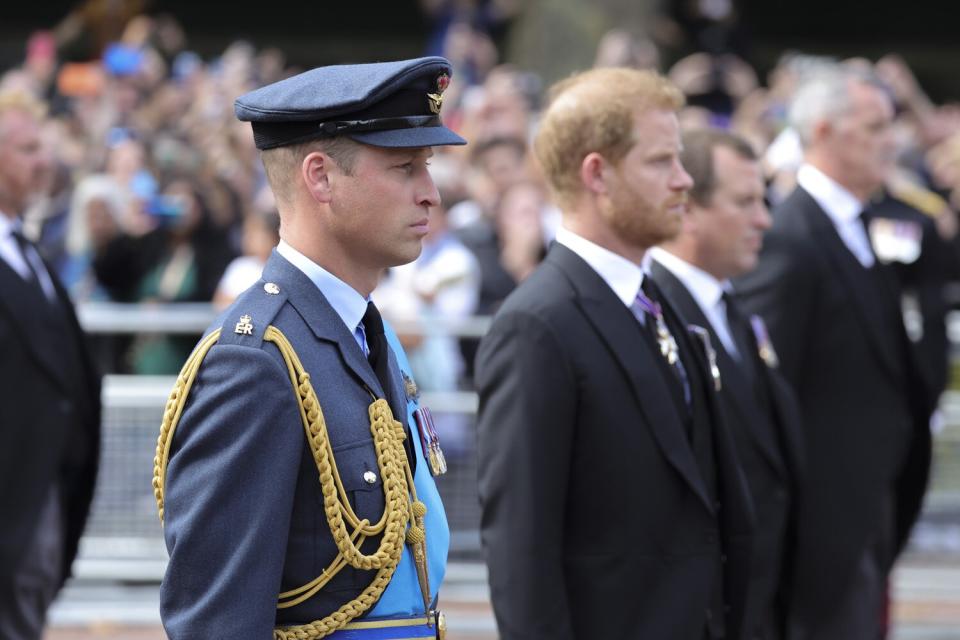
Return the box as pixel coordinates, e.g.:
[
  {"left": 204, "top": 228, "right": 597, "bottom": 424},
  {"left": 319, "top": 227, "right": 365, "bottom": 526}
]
[{"left": 43, "top": 557, "right": 960, "bottom": 639}]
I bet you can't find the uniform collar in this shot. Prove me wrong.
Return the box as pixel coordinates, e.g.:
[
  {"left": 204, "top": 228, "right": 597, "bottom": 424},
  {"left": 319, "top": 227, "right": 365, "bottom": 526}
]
[
  {"left": 648, "top": 247, "right": 730, "bottom": 310},
  {"left": 554, "top": 225, "right": 644, "bottom": 307},
  {"left": 276, "top": 239, "right": 368, "bottom": 334}
]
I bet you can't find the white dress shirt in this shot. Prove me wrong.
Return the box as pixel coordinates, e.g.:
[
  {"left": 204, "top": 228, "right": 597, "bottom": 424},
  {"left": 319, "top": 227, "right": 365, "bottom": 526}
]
[
  {"left": 649, "top": 247, "right": 740, "bottom": 358},
  {"left": 276, "top": 240, "right": 369, "bottom": 352},
  {"left": 0, "top": 211, "right": 57, "bottom": 301},
  {"left": 554, "top": 226, "right": 645, "bottom": 309},
  {"left": 796, "top": 163, "right": 875, "bottom": 268}
]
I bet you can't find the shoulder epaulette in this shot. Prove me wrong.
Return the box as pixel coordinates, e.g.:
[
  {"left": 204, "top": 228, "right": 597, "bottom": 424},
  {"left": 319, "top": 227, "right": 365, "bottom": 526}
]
[{"left": 216, "top": 280, "right": 289, "bottom": 349}]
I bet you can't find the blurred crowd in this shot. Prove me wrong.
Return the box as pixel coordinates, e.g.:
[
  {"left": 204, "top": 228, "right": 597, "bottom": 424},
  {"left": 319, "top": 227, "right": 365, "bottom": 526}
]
[{"left": 3, "top": 9, "right": 960, "bottom": 399}]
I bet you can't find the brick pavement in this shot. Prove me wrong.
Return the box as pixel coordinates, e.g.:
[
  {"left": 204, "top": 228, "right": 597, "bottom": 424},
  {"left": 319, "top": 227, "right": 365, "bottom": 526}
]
[{"left": 43, "top": 559, "right": 960, "bottom": 640}]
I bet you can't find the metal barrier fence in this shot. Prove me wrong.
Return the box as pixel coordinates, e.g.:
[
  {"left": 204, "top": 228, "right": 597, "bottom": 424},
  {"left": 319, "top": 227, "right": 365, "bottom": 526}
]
[
  {"left": 75, "top": 303, "right": 960, "bottom": 575},
  {"left": 90, "top": 377, "right": 483, "bottom": 559}
]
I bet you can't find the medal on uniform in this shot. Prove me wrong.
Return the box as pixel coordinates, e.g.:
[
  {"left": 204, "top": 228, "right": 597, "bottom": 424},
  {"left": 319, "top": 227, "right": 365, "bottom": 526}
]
[
  {"left": 634, "top": 292, "right": 680, "bottom": 365},
  {"left": 749, "top": 315, "right": 779, "bottom": 368},
  {"left": 402, "top": 371, "right": 420, "bottom": 402},
  {"left": 866, "top": 217, "right": 922, "bottom": 264},
  {"left": 413, "top": 406, "right": 447, "bottom": 476},
  {"left": 656, "top": 316, "right": 680, "bottom": 365},
  {"left": 403, "top": 371, "right": 447, "bottom": 475}
]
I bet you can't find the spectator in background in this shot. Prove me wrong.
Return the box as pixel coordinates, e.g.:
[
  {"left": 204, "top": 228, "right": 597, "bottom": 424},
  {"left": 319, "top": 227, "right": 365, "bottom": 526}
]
[
  {"left": 457, "top": 65, "right": 537, "bottom": 148},
  {"left": 455, "top": 179, "right": 549, "bottom": 382},
  {"left": 493, "top": 181, "right": 550, "bottom": 285},
  {"left": 449, "top": 135, "right": 528, "bottom": 229},
  {"left": 669, "top": 51, "right": 758, "bottom": 128},
  {"left": 594, "top": 29, "right": 661, "bottom": 71},
  {"left": 24, "top": 160, "right": 73, "bottom": 273},
  {"left": 213, "top": 207, "right": 280, "bottom": 309},
  {"left": 93, "top": 177, "right": 234, "bottom": 372},
  {"left": 62, "top": 173, "right": 127, "bottom": 300}
]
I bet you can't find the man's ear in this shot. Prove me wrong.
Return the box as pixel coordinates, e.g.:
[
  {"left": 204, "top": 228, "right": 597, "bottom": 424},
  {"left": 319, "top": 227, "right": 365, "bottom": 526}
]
[
  {"left": 580, "top": 152, "right": 610, "bottom": 197},
  {"left": 302, "top": 151, "right": 333, "bottom": 204},
  {"left": 811, "top": 118, "right": 833, "bottom": 146}
]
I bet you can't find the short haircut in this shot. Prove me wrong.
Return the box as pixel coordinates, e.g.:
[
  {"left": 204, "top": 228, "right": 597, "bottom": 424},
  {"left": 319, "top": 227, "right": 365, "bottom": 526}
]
[
  {"left": 534, "top": 67, "right": 684, "bottom": 209},
  {"left": 260, "top": 136, "right": 360, "bottom": 204},
  {"left": 681, "top": 128, "right": 757, "bottom": 206},
  {"left": 789, "top": 64, "right": 889, "bottom": 148},
  {"left": 0, "top": 90, "right": 46, "bottom": 141}
]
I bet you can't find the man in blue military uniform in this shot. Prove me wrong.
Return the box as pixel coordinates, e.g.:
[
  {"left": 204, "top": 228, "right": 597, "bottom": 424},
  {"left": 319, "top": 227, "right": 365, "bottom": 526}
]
[{"left": 153, "top": 57, "right": 465, "bottom": 639}]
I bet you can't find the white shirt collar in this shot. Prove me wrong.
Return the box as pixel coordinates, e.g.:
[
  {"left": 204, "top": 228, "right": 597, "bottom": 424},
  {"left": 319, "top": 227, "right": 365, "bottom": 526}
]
[
  {"left": 0, "top": 211, "right": 17, "bottom": 237},
  {"left": 796, "top": 163, "right": 865, "bottom": 225},
  {"left": 648, "top": 247, "right": 730, "bottom": 309},
  {"left": 554, "top": 225, "right": 644, "bottom": 307},
  {"left": 648, "top": 246, "right": 741, "bottom": 357},
  {"left": 276, "top": 239, "right": 368, "bottom": 333}
]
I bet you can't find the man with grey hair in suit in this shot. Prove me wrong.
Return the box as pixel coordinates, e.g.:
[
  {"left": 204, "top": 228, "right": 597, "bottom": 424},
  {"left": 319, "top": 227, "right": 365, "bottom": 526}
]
[{"left": 735, "top": 65, "right": 932, "bottom": 640}]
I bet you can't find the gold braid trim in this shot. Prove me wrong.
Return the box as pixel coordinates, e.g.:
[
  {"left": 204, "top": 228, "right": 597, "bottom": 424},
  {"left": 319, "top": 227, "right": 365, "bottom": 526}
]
[{"left": 153, "top": 326, "right": 421, "bottom": 639}]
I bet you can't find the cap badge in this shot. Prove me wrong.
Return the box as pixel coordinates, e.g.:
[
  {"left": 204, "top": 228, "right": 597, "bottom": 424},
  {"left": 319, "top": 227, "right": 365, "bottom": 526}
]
[
  {"left": 427, "top": 73, "right": 450, "bottom": 115},
  {"left": 234, "top": 314, "right": 254, "bottom": 336}
]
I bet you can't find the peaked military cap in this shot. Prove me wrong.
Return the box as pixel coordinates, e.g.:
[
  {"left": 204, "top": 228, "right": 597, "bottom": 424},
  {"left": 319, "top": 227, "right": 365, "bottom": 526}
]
[{"left": 235, "top": 56, "right": 467, "bottom": 150}]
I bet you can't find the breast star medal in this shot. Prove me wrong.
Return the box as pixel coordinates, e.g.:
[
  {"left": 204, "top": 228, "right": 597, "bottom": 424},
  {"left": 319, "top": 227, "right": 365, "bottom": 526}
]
[{"left": 635, "top": 291, "right": 680, "bottom": 365}]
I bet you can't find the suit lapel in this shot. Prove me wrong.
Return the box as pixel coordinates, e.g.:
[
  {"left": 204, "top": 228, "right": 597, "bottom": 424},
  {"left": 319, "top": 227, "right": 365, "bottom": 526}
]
[
  {"left": 0, "top": 259, "right": 72, "bottom": 393},
  {"left": 650, "top": 260, "right": 787, "bottom": 478},
  {"left": 799, "top": 190, "right": 902, "bottom": 379},
  {"left": 757, "top": 358, "right": 807, "bottom": 489},
  {"left": 262, "top": 253, "right": 385, "bottom": 397},
  {"left": 549, "top": 246, "right": 713, "bottom": 512}
]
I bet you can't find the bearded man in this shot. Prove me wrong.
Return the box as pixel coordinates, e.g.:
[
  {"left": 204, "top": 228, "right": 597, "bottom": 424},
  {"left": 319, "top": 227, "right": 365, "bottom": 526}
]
[{"left": 475, "top": 68, "right": 755, "bottom": 640}]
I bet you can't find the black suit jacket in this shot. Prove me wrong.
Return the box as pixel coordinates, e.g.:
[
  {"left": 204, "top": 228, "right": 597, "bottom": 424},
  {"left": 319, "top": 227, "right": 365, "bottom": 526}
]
[
  {"left": 0, "top": 248, "right": 101, "bottom": 593},
  {"left": 476, "top": 244, "right": 754, "bottom": 640},
  {"left": 869, "top": 194, "right": 951, "bottom": 411},
  {"left": 651, "top": 258, "right": 805, "bottom": 639},
  {"left": 734, "top": 187, "right": 932, "bottom": 638}
]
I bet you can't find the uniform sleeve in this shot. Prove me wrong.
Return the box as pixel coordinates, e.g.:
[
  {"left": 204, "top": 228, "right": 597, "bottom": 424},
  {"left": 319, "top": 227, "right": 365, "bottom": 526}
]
[
  {"left": 475, "top": 310, "right": 577, "bottom": 640},
  {"left": 159, "top": 343, "right": 303, "bottom": 639}
]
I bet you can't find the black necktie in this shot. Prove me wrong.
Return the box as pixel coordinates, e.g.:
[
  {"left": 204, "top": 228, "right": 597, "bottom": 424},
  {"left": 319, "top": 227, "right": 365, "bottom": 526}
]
[
  {"left": 11, "top": 229, "right": 42, "bottom": 286},
  {"left": 638, "top": 278, "right": 692, "bottom": 414},
  {"left": 362, "top": 300, "right": 417, "bottom": 473},
  {"left": 362, "top": 301, "right": 390, "bottom": 394},
  {"left": 858, "top": 206, "right": 881, "bottom": 265},
  {"left": 10, "top": 228, "right": 55, "bottom": 308},
  {"left": 722, "top": 291, "right": 760, "bottom": 386}
]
